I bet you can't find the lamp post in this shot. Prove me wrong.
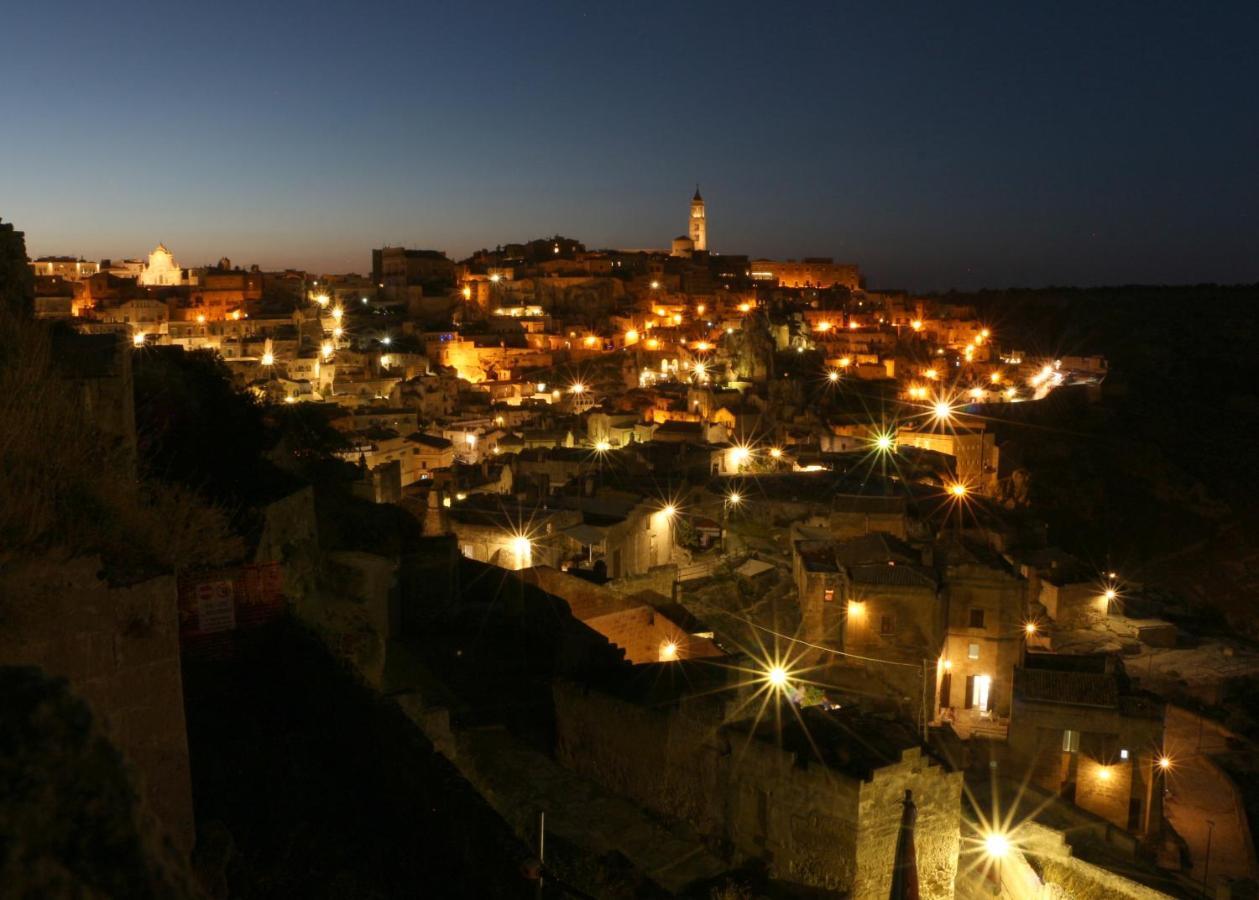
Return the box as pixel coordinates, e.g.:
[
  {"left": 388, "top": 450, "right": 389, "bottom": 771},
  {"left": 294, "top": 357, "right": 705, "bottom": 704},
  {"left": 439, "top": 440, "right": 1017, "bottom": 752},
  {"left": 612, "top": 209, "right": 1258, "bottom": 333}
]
[{"left": 984, "top": 831, "right": 1009, "bottom": 894}]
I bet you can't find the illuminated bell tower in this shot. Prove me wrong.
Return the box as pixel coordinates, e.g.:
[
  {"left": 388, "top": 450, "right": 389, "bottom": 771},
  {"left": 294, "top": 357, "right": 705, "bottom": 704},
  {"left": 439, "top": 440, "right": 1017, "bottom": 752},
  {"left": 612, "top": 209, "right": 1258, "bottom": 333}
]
[{"left": 689, "top": 186, "right": 707, "bottom": 252}]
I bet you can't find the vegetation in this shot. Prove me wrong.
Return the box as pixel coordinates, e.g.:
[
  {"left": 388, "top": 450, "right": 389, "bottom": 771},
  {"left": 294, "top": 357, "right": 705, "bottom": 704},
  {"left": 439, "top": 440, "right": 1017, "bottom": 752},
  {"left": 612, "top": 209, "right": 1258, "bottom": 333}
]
[{"left": 0, "top": 307, "right": 241, "bottom": 577}]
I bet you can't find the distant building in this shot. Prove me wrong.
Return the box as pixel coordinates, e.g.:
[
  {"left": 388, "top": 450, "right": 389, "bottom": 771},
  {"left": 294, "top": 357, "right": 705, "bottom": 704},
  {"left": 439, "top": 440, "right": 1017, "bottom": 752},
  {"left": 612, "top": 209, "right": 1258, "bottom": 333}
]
[
  {"left": 29, "top": 256, "right": 99, "bottom": 280},
  {"left": 688, "top": 187, "right": 706, "bottom": 252},
  {"left": 748, "top": 257, "right": 860, "bottom": 290},
  {"left": 139, "top": 243, "right": 184, "bottom": 287},
  {"left": 371, "top": 247, "right": 455, "bottom": 293}
]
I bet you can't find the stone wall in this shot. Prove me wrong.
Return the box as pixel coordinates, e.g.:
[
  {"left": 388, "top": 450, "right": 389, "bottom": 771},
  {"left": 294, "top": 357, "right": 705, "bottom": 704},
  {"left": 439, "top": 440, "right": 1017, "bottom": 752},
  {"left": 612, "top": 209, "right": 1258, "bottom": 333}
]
[
  {"left": 553, "top": 681, "right": 962, "bottom": 897},
  {"left": 0, "top": 555, "right": 195, "bottom": 857},
  {"left": 605, "top": 564, "right": 677, "bottom": 601},
  {"left": 1018, "top": 822, "right": 1174, "bottom": 899}
]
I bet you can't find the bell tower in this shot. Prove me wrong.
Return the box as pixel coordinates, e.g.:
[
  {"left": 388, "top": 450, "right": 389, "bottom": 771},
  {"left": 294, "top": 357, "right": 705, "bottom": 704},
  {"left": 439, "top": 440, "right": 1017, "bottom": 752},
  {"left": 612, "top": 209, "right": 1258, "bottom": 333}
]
[{"left": 689, "top": 186, "right": 707, "bottom": 252}]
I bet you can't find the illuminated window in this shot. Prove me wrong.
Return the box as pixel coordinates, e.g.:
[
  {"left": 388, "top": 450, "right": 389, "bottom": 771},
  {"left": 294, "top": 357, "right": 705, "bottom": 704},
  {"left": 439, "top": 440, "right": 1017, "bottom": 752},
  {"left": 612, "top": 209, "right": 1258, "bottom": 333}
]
[
  {"left": 1120, "top": 748, "right": 1129, "bottom": 760},
  {"left": 969, "top": 609, "right": 985, "bottom": 628},
  {"left": 967, "top": 642, "right": 980, "bottom": 660},
  {"left": 823, "top": 588, "right": 835, "bottom": 603},
  {"left": 1062, "top": 729, "right": 1080, "bottom": 752}
]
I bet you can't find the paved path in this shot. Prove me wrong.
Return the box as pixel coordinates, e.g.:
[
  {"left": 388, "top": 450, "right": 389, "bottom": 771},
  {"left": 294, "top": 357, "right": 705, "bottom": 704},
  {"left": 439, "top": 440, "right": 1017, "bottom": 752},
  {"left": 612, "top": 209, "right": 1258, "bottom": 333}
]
[{"left": 1163, "top": 705, "right": 1257, "bottom": 883}]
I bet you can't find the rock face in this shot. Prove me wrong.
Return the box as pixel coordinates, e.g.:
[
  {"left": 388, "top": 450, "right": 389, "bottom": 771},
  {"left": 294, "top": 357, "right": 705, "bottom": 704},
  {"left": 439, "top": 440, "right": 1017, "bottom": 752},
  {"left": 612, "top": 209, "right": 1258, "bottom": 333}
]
[{"left": 0, "top": 666, "right": 205, "bottom": 898}]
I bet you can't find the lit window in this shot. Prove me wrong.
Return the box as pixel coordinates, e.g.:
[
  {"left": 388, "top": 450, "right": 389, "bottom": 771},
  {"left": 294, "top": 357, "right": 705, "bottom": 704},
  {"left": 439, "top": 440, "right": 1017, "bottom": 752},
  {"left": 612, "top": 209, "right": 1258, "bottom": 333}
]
[
  {"left": 967, "top": 642, "right": 980, "bottom": 660},
  {"left": 1062, "top": 729, "right": 1080, "bottom": 752},
  {"left": 823, "top": 588, "right": 835, "bottom": 603},
  {"left": 1120, "top": 748, "right": 1129, "bottom": 760}
]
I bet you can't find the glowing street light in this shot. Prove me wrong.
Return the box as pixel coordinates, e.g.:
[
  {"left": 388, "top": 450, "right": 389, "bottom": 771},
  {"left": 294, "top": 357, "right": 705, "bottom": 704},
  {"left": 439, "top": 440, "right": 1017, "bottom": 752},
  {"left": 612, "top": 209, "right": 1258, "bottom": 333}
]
[
  {"left": 660, "top": 503, "right": 677, "bottom": 519},
  {"left": 132, "top": 332, "right": 146, "bottom": 347},
  {"left": 332, "top": 326, "right": 344, "bottom": 339},
  {"left": 769, "top": 447, "right": 783, "bottom": 459},
  {"left": 570, "top": 382, "right": 586, "bottom": 395},
  {"left": 650, "top": 280, "right": 660, "bottom": 289},
  {"left": 331, "top": 306, "right": 343, "bottom": 322},
  {"left": 910, "top": 319, "right": 924, "bottom": 332},
  {"left": 595, "top": 440, "right": 611, "bottom": 452},
  {"left": 660, "top": 641, "right": 678, "bottom": 661},
  {"left": 261, "top": 351, "right": 275, "bottom": 366},
  {"left": 727, "top": 491, "right": 742, "bottom": 507},
  {"left": 1025, "top": 622, "right": 1038, "bottom": 635},
  {"left": 828, "top": 370, "right": 841, "bottom": 382},
  {"left": 1158, "top": 755, "right": 1173, "bottom": 771},
  {"left": 511, "top": 535, "right": 532, "bottom": 569},
  {"left": 984, "top": 831, "right": 1010, "bottom": 860},
  {"left": 313, "top": 293, "right": 330, "bottom": 307},
  {"left": 933, "top": 398, "right": 956, "bottom": 422},
  {"left": 730, "top": 445, "right": 751, "bottom": 467},
  {"left": 766, "top": 664, "right": 790, "bottom": 690},
  {"left": 874, "top": 432, "right": 895, "bottom": 453},
  {"left": 321, "top": 341, "right": 333, "bottom": 359}
]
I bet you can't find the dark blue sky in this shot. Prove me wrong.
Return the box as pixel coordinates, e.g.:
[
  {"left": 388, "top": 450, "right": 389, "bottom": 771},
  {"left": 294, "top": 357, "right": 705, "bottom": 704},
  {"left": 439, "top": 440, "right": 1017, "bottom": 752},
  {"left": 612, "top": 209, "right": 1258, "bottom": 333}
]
[{"left": 4, "top": 1, "right": 1256, "bottom": 289}]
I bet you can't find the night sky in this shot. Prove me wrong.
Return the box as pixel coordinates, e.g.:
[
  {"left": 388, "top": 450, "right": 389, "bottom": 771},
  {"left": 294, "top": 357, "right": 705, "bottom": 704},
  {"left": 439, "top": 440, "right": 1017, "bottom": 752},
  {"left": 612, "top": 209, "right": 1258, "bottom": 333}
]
[{"left": 4, "top": 1, "right": 1256, "bottom": 289}]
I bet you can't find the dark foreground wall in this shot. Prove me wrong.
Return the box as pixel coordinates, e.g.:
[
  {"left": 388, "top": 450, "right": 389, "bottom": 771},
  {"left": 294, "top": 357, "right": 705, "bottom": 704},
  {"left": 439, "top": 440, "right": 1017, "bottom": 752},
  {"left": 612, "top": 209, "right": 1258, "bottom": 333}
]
[{"left": 183, "top": 620, "right": 539, "bottom": 899}]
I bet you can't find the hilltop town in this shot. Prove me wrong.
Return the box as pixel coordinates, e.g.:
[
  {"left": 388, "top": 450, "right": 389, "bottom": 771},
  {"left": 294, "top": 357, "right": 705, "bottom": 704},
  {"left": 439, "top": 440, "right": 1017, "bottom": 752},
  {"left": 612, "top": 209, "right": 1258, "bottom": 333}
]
[{"left": 3, "top": 200, "right": 1258, "bottom": 900}]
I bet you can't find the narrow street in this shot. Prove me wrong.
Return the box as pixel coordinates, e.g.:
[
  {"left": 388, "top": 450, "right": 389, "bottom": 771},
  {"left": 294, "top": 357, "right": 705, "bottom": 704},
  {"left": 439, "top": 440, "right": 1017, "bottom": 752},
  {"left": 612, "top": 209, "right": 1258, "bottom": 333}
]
[{"left": 1163, "top": 705, "right": 1257, "bottom": 884}]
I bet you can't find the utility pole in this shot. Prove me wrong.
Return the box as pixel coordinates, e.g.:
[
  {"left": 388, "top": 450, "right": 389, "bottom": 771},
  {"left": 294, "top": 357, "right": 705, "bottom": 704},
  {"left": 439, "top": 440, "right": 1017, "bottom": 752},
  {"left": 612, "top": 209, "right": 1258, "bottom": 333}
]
[
  {"left": 536, "top": 810, "right": 546, "bottom": 900},
  {"left": 921, "top": 659, "right": 930, "bottom": 742},
  {"left": 1203, "top": 819, "right": 1215, "bottom": 889}
]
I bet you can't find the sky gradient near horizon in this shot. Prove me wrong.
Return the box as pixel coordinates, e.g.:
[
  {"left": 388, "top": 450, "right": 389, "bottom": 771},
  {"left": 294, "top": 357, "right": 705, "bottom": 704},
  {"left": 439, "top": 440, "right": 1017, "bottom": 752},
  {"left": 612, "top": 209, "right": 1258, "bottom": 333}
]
[{"left": 3, "top": 1, "right": 1257, "bottom": 290}]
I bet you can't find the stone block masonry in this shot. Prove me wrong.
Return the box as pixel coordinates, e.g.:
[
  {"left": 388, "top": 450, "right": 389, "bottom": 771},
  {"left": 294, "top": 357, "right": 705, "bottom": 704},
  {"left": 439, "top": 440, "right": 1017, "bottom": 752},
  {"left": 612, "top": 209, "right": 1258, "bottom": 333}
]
[
  {"left": 553, "top": 680, "right": 963, "bottom": 898},
  {"left": 0, "top": 555, "right": 195, "bottom": 857}
]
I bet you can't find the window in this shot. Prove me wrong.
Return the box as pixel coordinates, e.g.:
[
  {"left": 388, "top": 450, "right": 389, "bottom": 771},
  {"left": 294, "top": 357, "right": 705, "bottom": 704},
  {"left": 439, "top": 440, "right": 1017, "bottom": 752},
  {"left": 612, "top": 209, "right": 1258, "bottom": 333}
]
[
  {"left": 823, "top": 588, "right": 835, "bottom": 603},
  {"left": 969, "top": 608, "right": 985, "bottom": 628},
  {"left": 1062, "top": 729, "right": 1080, "bottom": 753},
  {"left": 1120, "top": 748, "right": 1129, "bottom": 760},
  {"left": 967, "top": 642, "right": 980, "bottom": 660},
  {"left": 880, "top": 615, "right": 896, "bottom": 635}
]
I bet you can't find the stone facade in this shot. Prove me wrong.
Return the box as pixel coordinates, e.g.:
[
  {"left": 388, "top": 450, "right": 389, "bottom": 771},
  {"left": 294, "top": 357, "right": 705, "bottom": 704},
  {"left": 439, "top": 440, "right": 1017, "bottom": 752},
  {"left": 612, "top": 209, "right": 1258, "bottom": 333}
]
[{"left": 552, "top": 681, "right": 962, "bottom": 897}]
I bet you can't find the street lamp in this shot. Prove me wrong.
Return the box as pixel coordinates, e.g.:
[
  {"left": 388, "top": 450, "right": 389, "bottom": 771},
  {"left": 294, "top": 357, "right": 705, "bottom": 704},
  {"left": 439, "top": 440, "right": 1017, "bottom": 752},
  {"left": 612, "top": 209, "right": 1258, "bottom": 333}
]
[
  {"left": 984, "top": 830, "right": 1010, "bottom": 889},
  {"left": 766, "top": 664, "right": 790, "bottom": 690}
]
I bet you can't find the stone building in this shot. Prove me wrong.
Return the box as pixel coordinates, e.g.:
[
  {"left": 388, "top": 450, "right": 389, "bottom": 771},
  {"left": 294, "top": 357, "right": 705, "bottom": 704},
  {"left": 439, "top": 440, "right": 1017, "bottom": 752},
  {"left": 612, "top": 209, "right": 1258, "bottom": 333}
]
[
  {"left": 29, "top": 255, "right": 99, "bottom": 280},
  {"left": 933, "top": 539, "right": 1029, "bottom": 739},
  {"left": 792, "top": 529, "right": 941, "bottom": 666},
  {"left": 139, "top": 243, "right": 183, "bottom": 287},
  {"left": 521, "top": 567, "right": 722, "bottom": 663},
  {"left": 688, "top": 187, "right": 707, "bottom": 252},
  {"left": 896, "top": 423, "right": 999, "bottom": 495},
  {"left": 553, "top": 673, "right": 963, "bottom": 897},
  {"left": 748, "top": 257, "right": 861, "bottom": 290},
  {"left": 447, "top": 498, "right": 581, "bottom": 570},
  {"left": 1009, "top": 653, "right": 1166, "bottom": 836}
]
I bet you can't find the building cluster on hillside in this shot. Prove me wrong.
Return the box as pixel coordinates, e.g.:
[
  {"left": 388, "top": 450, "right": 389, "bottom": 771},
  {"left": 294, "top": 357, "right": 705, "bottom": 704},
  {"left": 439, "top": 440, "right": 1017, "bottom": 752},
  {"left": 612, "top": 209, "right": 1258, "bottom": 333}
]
[{"left": 27, "top": 196, "right": 1235, "bottom": 900}]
